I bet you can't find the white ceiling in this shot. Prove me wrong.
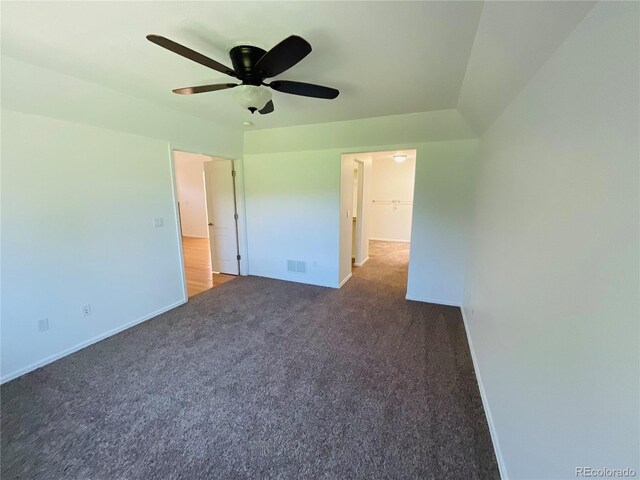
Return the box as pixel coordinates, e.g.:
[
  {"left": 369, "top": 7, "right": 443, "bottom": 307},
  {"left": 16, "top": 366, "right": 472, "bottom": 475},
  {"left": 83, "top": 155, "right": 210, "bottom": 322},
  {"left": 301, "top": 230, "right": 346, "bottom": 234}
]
[
  {"left": 1, "top": 1, "right": 594, "bottom": 132},
  {"left": 458, "top": 1, "right": 595, "bottom": 132}
]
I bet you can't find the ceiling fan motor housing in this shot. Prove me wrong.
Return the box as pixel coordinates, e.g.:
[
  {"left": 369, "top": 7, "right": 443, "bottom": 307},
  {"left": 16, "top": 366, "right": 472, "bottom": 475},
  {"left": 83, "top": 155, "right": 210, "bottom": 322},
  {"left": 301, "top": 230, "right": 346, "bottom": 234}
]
[{"left": 229, "top": 45, "right": 267, "bottom": 85}]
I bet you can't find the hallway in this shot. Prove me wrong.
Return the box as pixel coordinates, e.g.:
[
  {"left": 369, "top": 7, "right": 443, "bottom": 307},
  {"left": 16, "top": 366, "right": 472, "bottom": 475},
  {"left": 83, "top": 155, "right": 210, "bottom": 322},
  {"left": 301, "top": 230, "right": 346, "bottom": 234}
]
[
  {"left": 2, "top": 239, "right": 498, "bottom": 479},
  {"left": 356, "top": 240, "right": 411, "bottom": 282},
  {"left": 181, "top": 236, "right": 235, "bottom": 297}
]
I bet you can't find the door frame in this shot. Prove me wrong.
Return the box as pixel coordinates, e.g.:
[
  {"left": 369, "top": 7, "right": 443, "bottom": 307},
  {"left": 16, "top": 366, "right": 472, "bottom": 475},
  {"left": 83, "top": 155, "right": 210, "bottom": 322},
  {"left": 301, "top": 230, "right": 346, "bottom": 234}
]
[
  {"left": 169, "top": 148, "right": 249, "bottom": 301},
  {"left": 353, "top": 159, "right": 366, "bottom": 267},
  {"left": 338, "top": 147, "right": 417, "bottom": 289}
]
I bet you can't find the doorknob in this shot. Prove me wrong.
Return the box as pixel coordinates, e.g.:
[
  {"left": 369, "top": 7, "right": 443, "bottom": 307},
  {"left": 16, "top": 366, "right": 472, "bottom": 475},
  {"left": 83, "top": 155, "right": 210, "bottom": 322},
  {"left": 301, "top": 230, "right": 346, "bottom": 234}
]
[{"left": 208, "top": 223, "right": 213, "bottom": 226}]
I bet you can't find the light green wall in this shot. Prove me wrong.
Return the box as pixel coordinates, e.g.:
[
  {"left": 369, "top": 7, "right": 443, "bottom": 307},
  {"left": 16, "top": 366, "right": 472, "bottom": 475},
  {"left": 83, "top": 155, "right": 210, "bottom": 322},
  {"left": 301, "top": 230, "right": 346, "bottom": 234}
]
[
  {"left": 1, "top": 55, "right": 243, "bottom": 158},
  {"left": 244, "top": 109, "right": 476, "bottom": 154},
  {"left": 406, "top": 140, "right": 478, "bottom": 305},
  {"left": 463, "top": 3, "right": 639, "bottom": 477},
  {"left": 0, "top": 54, "right": 246, "bottom": 381},
  {"left": 243, "top": 110, "right": 479, "bottom": 298},
  {"left": 243, "top": 149, "right": 342, "bottom": 287},
  {"left": 1, "top": 110, "right": 185, "bottom": 381}
]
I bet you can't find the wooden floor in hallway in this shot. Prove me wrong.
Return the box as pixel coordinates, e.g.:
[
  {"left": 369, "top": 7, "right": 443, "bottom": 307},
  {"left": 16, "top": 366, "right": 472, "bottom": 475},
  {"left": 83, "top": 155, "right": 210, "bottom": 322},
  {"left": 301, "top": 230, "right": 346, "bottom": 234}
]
[{"left": 181, "top": 236, "right": 235, "bottom": 298}]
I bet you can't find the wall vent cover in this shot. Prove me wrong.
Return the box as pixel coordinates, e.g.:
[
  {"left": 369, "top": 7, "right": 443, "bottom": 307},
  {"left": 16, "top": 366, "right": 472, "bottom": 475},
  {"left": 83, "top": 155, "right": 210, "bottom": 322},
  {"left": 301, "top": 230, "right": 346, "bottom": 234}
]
[{"left": 287, "top": 260, "right": 306, "bottom": 273}]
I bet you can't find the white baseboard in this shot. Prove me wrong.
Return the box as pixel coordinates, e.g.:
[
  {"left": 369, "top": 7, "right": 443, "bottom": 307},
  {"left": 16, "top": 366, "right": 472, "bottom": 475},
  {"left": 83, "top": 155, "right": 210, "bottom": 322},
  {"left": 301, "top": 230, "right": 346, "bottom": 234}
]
[
  {"left": 249, "top": 272, "right": 335, "bottom": 288},
  {"left": 370, "top": 237, "right": 410, "bottom": 243},
  {"left": 354, "top": 256, "right": 369, "bottom": 267},
  {"left": 0, "top": 300, "right": 186, "bottom": 384},
  {"left": 337, "top": 273, "right": 352, "bottom": 288},
  {"left": 460, "top": 307, "right": 508, "bottom": 480},
  {"left": 405, "top": 293, "right": 460, "bottom": 307}
]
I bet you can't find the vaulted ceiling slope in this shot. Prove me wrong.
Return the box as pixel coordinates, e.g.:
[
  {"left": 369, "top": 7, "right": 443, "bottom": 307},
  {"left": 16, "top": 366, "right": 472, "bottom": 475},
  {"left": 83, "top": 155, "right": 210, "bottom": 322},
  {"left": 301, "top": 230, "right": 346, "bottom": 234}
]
[
  {"left": 458, "top": 1, "right": 595, "bottom": 133},
  {"left": 1, "top": 1, "right": 595, "bottom": 132}
]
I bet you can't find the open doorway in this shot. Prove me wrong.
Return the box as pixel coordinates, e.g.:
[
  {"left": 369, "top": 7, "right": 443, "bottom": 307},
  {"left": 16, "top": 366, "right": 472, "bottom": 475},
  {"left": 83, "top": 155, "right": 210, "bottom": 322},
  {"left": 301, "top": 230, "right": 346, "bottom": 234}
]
[
  {"left": 339, "top": 149, "right": 417, "bottom": 287},
  {"left": 173, "top": 150, "right": 239, "bottom": 298}
]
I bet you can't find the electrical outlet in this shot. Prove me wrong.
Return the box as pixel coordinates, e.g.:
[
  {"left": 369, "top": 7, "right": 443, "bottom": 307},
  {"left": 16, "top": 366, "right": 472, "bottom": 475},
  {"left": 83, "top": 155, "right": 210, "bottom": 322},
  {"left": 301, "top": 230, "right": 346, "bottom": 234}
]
[
  {"left": 81, "top": 304, "right": 92, "bottom": 317},
  {"left": 37, "top": 317, "right": 49, "bottom": 333},
  {"left": 153, "top": 217, "right": 164, "bottom": 228}
]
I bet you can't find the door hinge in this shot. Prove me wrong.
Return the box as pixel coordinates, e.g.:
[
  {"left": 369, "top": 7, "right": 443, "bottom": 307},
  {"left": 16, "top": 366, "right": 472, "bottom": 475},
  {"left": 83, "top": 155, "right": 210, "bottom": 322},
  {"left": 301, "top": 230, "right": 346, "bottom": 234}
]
[
  {"left": 234, "top": 213, "right": 239, "bottom": 220},
  {"left": 231, "top": 170, "right": 236, "bottom": 177},
  {"left": 236, "top": 254, "right": 241, "bottom": 261}
]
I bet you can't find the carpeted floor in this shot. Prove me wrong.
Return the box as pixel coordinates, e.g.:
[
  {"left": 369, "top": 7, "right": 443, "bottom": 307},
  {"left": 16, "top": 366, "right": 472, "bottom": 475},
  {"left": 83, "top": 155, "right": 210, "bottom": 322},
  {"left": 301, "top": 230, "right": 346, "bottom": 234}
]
[{"left": 1, "top": 241, "right": 499, "bottom": 479}]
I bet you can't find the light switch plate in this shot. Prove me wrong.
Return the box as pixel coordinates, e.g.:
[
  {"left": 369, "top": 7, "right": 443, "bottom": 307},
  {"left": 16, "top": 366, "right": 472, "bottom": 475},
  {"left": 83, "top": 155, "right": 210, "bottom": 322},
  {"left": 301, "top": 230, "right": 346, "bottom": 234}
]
[{"left": 153, "top": 217, "right": 164, "bottom": 228}]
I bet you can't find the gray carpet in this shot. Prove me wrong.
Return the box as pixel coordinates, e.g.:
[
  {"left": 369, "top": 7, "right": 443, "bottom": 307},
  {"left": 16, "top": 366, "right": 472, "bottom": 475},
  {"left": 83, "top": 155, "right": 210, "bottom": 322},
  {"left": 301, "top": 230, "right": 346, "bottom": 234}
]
[{"left": 1, "top": 241, "right": 499, "bottom": 479}]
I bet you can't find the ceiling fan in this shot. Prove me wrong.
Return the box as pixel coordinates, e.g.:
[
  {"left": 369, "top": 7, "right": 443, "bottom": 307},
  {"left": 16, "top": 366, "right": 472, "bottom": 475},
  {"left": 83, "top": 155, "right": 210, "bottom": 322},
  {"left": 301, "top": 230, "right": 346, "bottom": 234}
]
[{"left": 146, "top": 34, "right": 339, "bottom": 115}]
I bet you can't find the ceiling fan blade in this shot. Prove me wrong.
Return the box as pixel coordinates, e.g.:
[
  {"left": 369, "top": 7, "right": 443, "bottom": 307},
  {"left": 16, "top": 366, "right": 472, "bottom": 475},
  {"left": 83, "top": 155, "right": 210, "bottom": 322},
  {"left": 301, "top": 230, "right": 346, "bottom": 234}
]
[
  {"left": 147, "top": 34, "right": 236, "bottom": 77},
  {"left": 255, "top": 36, "right": 312, "bottom": 78},
  {"left": 172, "top": 83, "right": 238, "bottom": 95},
  {"left": 259, "top": 100, "right": 274, "bottom": 114},
  {"left": 269, "top": 80, "right": 339, "bottom": 99}
]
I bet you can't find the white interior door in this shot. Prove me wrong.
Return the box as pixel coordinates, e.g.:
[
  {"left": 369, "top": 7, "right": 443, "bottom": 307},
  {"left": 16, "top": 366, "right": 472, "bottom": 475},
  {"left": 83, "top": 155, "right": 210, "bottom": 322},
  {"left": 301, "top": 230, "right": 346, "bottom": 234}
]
[{"left": 204, "top": 159, "right": 239, "bottom": 275}]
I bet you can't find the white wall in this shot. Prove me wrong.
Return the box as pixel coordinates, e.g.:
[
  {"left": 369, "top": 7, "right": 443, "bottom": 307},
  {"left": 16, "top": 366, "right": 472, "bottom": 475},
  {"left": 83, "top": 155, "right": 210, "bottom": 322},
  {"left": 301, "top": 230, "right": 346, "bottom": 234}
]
[
  {"left": 369, "top": 154, "right": 416, "bottom": 242},
  {"left": 1, "top": 110, "right": 186, "bottom": 381},
  {"left": 463, "top": 3, "right": 639, "bottom": 478},
  {"left": 174, "top": 151, "right": 209, "bottom": 238}
]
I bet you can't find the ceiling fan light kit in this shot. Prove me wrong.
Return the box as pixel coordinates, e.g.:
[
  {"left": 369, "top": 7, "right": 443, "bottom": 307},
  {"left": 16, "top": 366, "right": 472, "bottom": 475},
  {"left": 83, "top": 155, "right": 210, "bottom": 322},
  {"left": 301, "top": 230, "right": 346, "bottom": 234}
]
[
  {"left": 232, "top": 85, "right": 272, "bottom": 113},
  {"left": 147, "top": 34, "right": 339, "bottom": 115}
]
